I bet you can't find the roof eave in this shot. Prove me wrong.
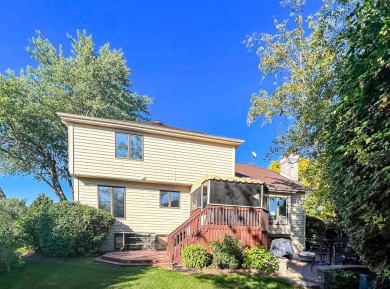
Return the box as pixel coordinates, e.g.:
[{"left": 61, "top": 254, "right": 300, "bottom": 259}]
[
  {"left": 266, "top": 186, "right": 307, "bottom": 194},
  {"left": 57, "top": 112, "right": 244, "bottom": 148}
]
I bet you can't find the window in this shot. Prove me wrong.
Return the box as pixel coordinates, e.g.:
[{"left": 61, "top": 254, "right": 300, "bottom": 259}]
[
  {"left": 160, "top": 191, "right": 180, "bottom": 208},
  {"left": 98, "top": 186, "right": 125, "bottom": 218},
  {"left": 269, "top": 196, "right": 288, "bottom": 225},
  {"left": 115, "top": 133, "right": 143, "bottom": 160}
]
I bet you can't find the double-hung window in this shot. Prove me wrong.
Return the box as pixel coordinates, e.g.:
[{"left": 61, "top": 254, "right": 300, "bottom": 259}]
[
  {"left": 160, "top": 191, "right": 180, "bottom": 208},
  {"left": 268, "top": 196, "right": 288, "bottom": 225},
  {"left": 115, "top": 133, "right": 143, "bottom": 160},
  {"left": 98, "top": 186, "right": 125, "bottom": 218}
]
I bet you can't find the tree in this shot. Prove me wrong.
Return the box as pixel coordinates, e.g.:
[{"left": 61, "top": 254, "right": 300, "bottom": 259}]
[
  {"left": 0, "top": 30, "right": 152, "bottom": 200},
  {"left": 245, "top": 0, "right": 354, "bottom": 227},
  {"left": 267, "top": 161, "right": 280, "bottom": 174},
  {"left": 245, "top": 0, "right": 351, "bottom": 157},
  {"left": 327, "top": 0, "right": 390, "bottom": 285},
  {"left": 249, "top": 0, "right": 389, "bottom": 285}
]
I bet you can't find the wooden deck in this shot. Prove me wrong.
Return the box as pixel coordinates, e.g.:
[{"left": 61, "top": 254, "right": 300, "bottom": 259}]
[
  {"left": 167, "top": 205, "right": 269, "bottom": 265},
  {"left": 96, "top": 250, "right": 172, "bottom": 267}
]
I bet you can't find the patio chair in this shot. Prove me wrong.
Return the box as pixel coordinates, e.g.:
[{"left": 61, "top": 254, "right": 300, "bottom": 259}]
[{"left": 310, "top": 240, "right": 332, "bottom": 270}]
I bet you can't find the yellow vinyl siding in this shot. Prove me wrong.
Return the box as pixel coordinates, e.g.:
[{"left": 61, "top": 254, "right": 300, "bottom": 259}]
[
  {"left": 290, "top": 192, "right": 305, "bottom": 252},
  {"left": 267, "top": 191, "right": 306, "bottom": 253},
  {"left": 68, "top": 125, "right": 74, "bottom": 175},
  {"left": 73, "top": 125, "right": 235, "bottom": 184},
  {"left": 77, "top": 178, "right": 191, "bottom": 251}
]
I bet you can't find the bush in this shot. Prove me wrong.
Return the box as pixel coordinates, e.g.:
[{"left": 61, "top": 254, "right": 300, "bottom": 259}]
[
  {"left": 0, "top": 198, "right": 27, "bottom": 271},
  {"left": 0, "top": 245, "right": 24, "bottom": 272},
  {"left": 19, "top": 195, "right": 115, "bottom": 257},
  {"left": 18, "top": 194, "right": 53, "bottom": 251},
  {"left": 242, "top": 246, "right": 279, "bottom": 273},
  {"left": 324, "top": 269, "right": 359, "bottom": 289},
  {"left": 209, "top": 234, "right": 243, "bottom": 269},
  {"left": 182, "top": 244, "right": 211, "bottom": 269}
]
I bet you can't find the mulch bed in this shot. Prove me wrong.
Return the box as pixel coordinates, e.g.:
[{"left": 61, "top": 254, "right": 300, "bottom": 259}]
[{"left": 172, "top": 266, "right": 275, "bottom": 276}]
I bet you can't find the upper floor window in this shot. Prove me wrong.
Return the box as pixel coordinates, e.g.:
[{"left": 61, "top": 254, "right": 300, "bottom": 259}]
[
  {"left": 160, "top": 191, "right": 180, "bottom": 208},
  {"left": 115, "top": 133, "right": 143, "bottom": 160},
  {"left": 98, "top": 186, "right": 125, "bottom": 218},
  {"left": 269, "top": 196, "right": 288, "bottom": 225}
]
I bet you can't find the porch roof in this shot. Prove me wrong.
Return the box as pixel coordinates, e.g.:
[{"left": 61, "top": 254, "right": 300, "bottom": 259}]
[{"left": 190, "top": 174, "right": 264, "bottom": 193}]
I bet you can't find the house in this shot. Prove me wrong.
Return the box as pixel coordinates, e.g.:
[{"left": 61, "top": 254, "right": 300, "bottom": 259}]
[{"left": 58, "top": 113, "right": 306, "bottom": 260}]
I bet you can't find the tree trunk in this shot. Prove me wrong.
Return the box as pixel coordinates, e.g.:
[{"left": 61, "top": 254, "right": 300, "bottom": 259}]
[
  {"left": 0, "top": 187, "right": 6, "bottom": 198},
  {"left": 48, "top": 161, "right": 67, "bottom": 201},
  {"left": 64, "top": 167, "right": 74, "bottom": 200}
]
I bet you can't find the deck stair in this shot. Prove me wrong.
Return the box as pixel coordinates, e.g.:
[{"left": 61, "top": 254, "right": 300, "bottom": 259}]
[{"left": 95, "top": 250, "right": 173, "bottom": 267}]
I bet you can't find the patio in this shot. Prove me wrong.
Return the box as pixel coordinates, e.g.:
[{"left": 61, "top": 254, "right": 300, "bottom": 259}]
[{"left": 96, "top": 250, "right": 172, "bottom": 267}]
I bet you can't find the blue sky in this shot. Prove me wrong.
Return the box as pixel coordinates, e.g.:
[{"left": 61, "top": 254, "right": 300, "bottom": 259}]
[{"left": 0, "top": 0, "right": 322, "bottom": 202}]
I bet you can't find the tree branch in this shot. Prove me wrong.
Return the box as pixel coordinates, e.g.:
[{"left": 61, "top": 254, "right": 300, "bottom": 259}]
[{"left": 0, "top": 187, "right": 6, "bottom": 198}]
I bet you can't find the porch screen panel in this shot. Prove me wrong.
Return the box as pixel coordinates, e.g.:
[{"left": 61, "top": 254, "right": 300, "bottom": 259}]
[
  {"left": 209, "top": 181, "right": 261, "bottom": 207},
  {"left": 190, "top": 187, "right": 201, "bottom": 211}
]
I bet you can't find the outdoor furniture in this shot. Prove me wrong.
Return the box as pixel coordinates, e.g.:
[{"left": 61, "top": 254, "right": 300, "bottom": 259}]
[
  {"left": 270, "top": 238, "right": 298, "bottom": 260},
  {"left": 333, "top": 242, "right": 344, "bottom": 264},
  {"left": 342, "top": 246, "right": 360, "bottom": 264},
  {"left": 120, "top": 232, "right": 156, "bottom": 251},
  {"left": 333, "top": 237, "right": 360, "bottom": 265},
  {"left": 298, "top": 251, "right": 316, "bottom": 262}
]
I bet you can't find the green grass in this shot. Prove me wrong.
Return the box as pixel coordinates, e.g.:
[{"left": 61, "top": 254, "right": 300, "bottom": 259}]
[{"left": 0, "top": 258, "right": 299, "bottom": 289}]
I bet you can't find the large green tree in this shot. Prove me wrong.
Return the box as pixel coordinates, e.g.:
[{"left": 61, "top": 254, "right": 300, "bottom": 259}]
[
  {"left": 0, "top": 31, "right": 152, "bottom": 200},
  {"left": 248, "top": 0, "right": 389, "bottom": 285},
  {"left": 245, "top": 0, "right": 351, "bottom": 235},
  {"left": 327, "top": 0, "right": 390, "bottom": 284},
  {"left": 245, "top": 0, "right": 350, "bottom": 157}
]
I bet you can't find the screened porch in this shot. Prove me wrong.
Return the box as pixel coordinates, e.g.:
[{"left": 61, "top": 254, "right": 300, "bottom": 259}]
[{"left": 167, "top": 176, "right": 270, "bottom": 264}]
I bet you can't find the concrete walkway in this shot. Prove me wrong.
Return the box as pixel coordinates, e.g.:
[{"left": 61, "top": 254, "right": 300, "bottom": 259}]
[{"left": 278, "top": 259, "right": 320, "bottom": 288}]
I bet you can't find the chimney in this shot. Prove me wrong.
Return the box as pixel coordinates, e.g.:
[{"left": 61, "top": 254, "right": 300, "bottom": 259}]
[
  {"left": 152, "top": 120, "right": 163, "bottom": 125},
  {"left": 279, "top": 154, "right": 299, "bottom": 181}
]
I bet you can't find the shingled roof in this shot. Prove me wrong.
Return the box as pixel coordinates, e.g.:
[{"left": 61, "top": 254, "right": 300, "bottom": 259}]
[{"left": 235, "top": 162, "right": 306, "bottom": 192}]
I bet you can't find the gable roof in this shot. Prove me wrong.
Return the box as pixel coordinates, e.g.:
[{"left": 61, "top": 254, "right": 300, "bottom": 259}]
[
  {"left": 58, "top": 113, "right": 244, "bottom": 148},
  {"left": 235, "top": 162, "right": 306, "bottom": 192}
]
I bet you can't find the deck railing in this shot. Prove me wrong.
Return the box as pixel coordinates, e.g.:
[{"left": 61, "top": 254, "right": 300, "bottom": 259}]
[{"left": 167, "top": 205, "right": 269, "bottom": 265}]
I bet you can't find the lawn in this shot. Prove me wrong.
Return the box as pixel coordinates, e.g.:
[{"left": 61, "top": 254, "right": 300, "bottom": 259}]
[{"left": 0, "top": 258, "right": 299, "bottom": 289}]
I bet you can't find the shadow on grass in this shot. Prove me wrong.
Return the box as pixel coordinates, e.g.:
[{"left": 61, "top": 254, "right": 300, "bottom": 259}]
[
  {"left": 194, "top": 271, "right": 297, "bottom": 289},
  {"left": 0, "top": 259, "right": 299, "bottom": 289},
  {"left": 0, "top": 258, "right": 155, "bottom": 289}
]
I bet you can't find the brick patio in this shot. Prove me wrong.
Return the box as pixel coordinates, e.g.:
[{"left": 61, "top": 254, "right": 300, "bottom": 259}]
[{"left": 96, "top": 250, "right": 172, "bottom": 267}]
